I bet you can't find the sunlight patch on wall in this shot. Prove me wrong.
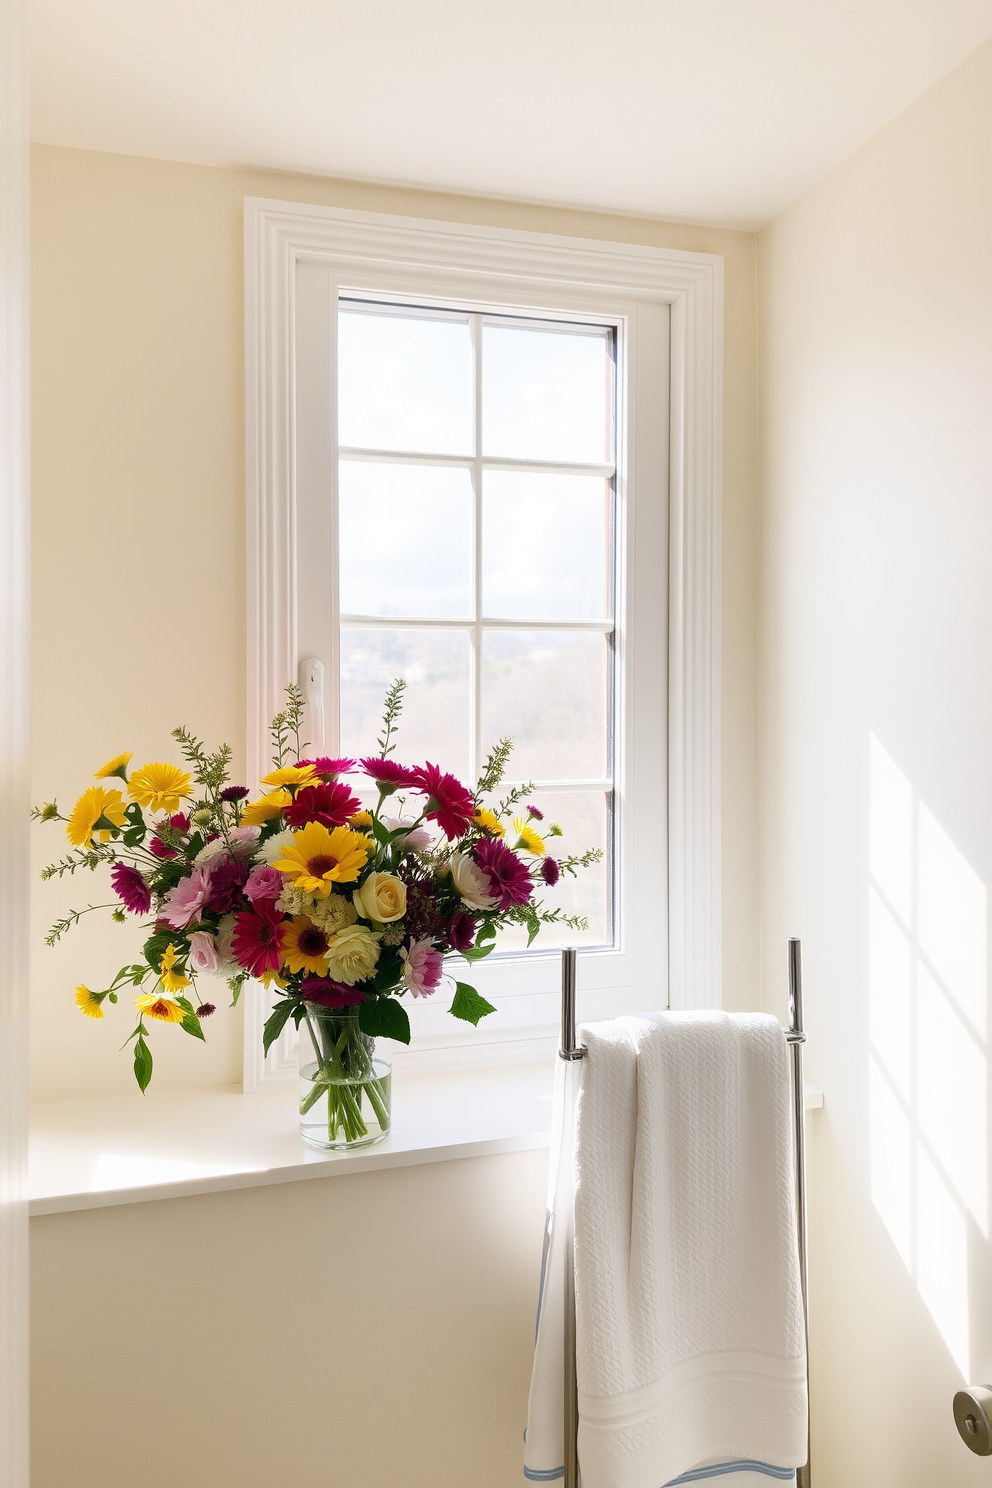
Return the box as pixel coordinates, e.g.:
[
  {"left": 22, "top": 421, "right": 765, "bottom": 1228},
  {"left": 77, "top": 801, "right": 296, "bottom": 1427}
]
[{"left": 868, "top": 735, "right": 987, "bottom": 1379}]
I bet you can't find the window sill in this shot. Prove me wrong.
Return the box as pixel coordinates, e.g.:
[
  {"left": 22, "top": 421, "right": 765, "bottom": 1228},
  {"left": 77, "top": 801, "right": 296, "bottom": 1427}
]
[{"left": 29, "top": 1067, "right": 824, "bottom": 1218}]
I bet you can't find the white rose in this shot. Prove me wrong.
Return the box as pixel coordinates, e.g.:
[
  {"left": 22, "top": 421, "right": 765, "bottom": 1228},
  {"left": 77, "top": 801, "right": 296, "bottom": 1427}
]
[
  {"left": 353, "top": 871, "right": 407, "bottom": 924},
  {"left": 449, "top": 850, "right": 497, "bottom": 911}
]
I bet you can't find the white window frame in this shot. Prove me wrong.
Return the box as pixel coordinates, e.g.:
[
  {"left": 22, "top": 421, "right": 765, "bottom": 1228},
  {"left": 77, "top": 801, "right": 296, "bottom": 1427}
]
[{"left": 244, "top": 199, "right": 723, "bottom": 1090}]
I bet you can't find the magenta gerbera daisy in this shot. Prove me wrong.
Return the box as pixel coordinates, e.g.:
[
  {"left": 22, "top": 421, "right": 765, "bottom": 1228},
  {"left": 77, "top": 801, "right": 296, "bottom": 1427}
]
[
  {"left": 299, "top": 757, "right": 356, "bottom": 782},
  {"left": 284, "top": 780, "right": 362, "bottom": 830},
  {"left": 231, "top": 900, "right": 283, "bottom": 979},
  {"left": 411, "top": 762, "right": 474, "bottom": 839},
  {"left": 301, "top": 976, "right": 367, "bottom": 1007},
  {"left": 360, "top": 757, "right": 421, "bottom": 795},
  {"left": 111, "top": 861, "right": 151, "bottom": 915},
  {"left": 474, "top": 838, "right": 533, "bottom": 909}
]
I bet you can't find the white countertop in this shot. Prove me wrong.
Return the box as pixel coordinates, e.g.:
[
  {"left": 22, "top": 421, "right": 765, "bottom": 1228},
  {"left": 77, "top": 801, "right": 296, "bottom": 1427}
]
[{"left": 29, "top": 1066, "right": 824, "bottom": 1218}]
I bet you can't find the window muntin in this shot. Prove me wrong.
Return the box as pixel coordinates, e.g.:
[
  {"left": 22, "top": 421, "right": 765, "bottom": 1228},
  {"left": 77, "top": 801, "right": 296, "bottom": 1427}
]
[{"left": 336, "top": 298, "right": 617, "bottom": 952}]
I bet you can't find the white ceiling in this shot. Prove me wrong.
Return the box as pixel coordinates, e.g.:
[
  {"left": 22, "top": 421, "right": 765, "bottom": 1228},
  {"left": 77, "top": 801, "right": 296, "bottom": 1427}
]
[{"left": 29, "top": 0, "right": 992, "bottom": 229}]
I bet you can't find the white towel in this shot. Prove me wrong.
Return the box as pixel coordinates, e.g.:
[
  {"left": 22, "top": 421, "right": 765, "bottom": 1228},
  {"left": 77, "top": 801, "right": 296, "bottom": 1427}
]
[{"left": 574, "top": 1011, "right": 808, "bottom": 1488}]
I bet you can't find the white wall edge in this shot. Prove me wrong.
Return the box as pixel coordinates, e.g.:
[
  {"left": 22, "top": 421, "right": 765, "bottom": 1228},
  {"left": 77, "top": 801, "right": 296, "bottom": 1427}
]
[
  {"left": 0, "top": 1, "right": 30, "bottom": 1481},
  {"left": 244, "top": 200, "right": 724, "bottom": 1086}
]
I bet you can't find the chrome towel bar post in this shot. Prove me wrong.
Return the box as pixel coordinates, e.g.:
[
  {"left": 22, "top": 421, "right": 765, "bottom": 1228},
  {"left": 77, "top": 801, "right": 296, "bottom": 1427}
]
[
  {"left": 559, "top": 947, "right": 585, "bottom": 1488},
  {"left": 787, "top": 938, "right": 811, "bottom": 1488}
]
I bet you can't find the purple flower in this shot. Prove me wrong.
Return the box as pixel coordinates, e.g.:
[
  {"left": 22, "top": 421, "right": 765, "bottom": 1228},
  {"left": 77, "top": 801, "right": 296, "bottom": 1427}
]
[
  {"left": 474, "top": 838, "right": 533, "bottom": 910},
  {"left": 301, "top": 976, "right": 366, "bottom": 1008},
  {"left": 207, "top": 857, "right": 251, "bottom": 914},
  {"left": 402, "top": 879, "right": 447, "bottom": 941},
  {"left": 220, "top": 785, "right": 250, "bottom": 803},
  {"left": 111, "top": 861, "right": 151, "bottom": 915},
  {"left": 541, "top": 857, "right": 560, "bottom": 887},
  {"left": 195, "top": 1003, "right": 216, "bottom": 1018},
  {"left": 447, "top": 910, "right": 477, "bottom": 953},
  {"left": 244, "top": 864, "right": 283, "bottom": 903},
  {"left": 527, "top": 805, "right": 544, "bottom": 821}
]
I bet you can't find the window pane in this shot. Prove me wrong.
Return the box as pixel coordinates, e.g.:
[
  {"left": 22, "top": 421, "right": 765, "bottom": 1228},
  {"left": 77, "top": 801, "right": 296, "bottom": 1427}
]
[
  {"left": 481, "top": 631, "right": 609, "bottom": 781},
  {"left": 482, "top": 322, "right": 612, "bottom": 464},
  {"left": 339, "top": 462, "right": 473, "bottom": 618},
  {"left": 338, "top": 308, "right": 473, "bottom": 455},
  {"left": 340, "top": 629, "right": 471, "bottom": 783},
  {"left": 482, "top": 471, "right": 611, "bottom": 620},
  {"left": 485, "top": 791, "right": 610, "bottom": 951}
]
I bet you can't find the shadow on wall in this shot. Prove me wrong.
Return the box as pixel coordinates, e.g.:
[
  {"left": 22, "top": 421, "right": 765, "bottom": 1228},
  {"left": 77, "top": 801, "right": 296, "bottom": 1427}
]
[{"left": 869, "top": 734, "right": 990, "bottom": 1382}]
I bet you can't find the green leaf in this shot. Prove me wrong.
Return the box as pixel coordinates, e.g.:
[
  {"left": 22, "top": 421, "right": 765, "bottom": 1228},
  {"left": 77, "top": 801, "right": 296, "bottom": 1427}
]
[
  {"left": 476, "top": 921, "right": 497, "bottom": 943},
  {"left": 124, "top": 801, "right": 144, "bottom": 825},
  {"left": 358, "top": 996, "right": 411, "bottom": 1044},
  {"left": 143, "top": 930, "right": 181, "bottom": 972},
  {"left": 262, "top": 998, "right": 296, "bottom": 1055},
  {"left": 449, "top": 981, "right": 496, "bottom": 1026},
  {"left": 133, "top": 1034, "right": 153, "bottom": 1093},
  {"left": 373, "top": 948, "right": 403, "bottom": 994},
  {"left": 175, "top": 997, "right": 205, "bottom": 1042},
  {"left": 524, "top": 906, "right": 542, "bottom": 947},
  {"left": 370, "top": 816, "right": 392, "bottom": 847},
  {"left": 122, "top": 826, "right": 146, "bottom": 847}
]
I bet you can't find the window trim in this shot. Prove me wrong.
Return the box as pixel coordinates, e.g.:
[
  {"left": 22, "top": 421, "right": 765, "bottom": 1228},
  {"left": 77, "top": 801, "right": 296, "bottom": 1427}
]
[{"left": 244, "top": 198, "right": 723, "bottom": 1091}]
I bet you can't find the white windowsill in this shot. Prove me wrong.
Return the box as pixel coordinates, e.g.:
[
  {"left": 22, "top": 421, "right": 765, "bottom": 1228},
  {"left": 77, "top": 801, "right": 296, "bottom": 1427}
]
[{"left": 29, "top": 1067, "right": 824, "bottom": 1218}]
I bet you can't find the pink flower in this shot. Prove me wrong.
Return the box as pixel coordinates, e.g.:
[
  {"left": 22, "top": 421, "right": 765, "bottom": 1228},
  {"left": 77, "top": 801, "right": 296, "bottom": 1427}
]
[
  {"left": 284, "top": 781, "right": 362, "bottom": 829},
  {"left": 299, "top": 757, "right": 356, "bottom": 782},
  {"left": 160, "top": 864, "right": 214, "bottom": 929},
  {"left": 411, "top": 763, "right": 474, "bottom": 839},
  {"left": 301, "top": 976, "right": 366, "bottom": 1008},
  {"left": 385, "top": 815, "right": 432, "bottom": 852},
  {"left": 111, "top": 861, "right": 151, "bottom": 915},
  {"left": 474, "top": 838, "right": 533, "bottom": 910},
  {"left": 149, "top": 813, "right": 190, "bottom": 859},
  {"left": 231, "top": 900, "right": 283, "bottom": 979},
  {"left": 188, "top": 930, "right": 220, "bottom": 975},
  {"left": 527, "top": 805, "right": 544, "bottom": 820},
  {"left": 244, "top": 864, "right": 283, "bottom": 903},
  {"left": 447, "top": 911, "right": 477, "bottom": 953},
  {"left": 360, "top": 757, "right": 420, "bottom": 795},
  {"left": 399, "top": 936, "right": 444, "bottom": 998}
]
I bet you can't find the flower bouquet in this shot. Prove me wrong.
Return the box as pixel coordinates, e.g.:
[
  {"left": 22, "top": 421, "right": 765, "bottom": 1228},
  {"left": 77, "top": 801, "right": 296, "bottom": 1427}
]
[{"left": 35, "top": 681, "right": 601, "bottom": 1148}]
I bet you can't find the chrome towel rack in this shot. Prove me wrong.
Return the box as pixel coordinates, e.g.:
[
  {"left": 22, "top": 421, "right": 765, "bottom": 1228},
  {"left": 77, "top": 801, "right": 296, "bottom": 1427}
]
[{"left": 558, "top": 940, "right": 812, "bottom": 1488}]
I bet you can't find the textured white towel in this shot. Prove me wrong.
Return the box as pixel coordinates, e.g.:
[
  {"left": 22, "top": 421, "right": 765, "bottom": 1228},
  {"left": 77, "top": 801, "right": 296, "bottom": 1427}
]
[{"left": 574, "top": 1012, "right": 807, "bottom": 1488}]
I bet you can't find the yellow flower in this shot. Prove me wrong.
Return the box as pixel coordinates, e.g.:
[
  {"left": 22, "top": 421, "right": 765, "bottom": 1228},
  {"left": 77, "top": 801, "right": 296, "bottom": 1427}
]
[
  {"left": 259, "top": 968, "right": 287, "bottom": 991},
  {"left": 308, "top": 892, "right": 357, "bottom": 934},
  {"left": 135, "top": 992, "right": 186, "bottom": 1024},
  {"left": 275, "top": 822, "right": 371, "bottom": 897},
  {"left": 473, "top": 807, "right": 505, "bottom": 838},
  {"left": 260, "top": 764, "right": 317, "bottom": 791},
  {"left": 159, "top": 943, "right": 191, "bottom": 994},
  {"left": 75, "top": 985, "right": 104, "bottom": 1020},
  {"left": 349, "top": 810, "right": 373, "bottom": 830},
  {"left": 324, "top": 924, "right": 382, "bottom": 985},
  {"left": 512, "top": 817, "right": 545, "bottom": 857},
  {"left": 67, "top": 786, "right": 128, "bottom": 847},
  {"left": 353, "top": 872, "right": 407, "bottom": 924},
  {"left": 128, "top": 762, "right": 192, "bottom": 814},
  {"left": 94, "top": 751, "right": 132, "bottom": 782},
  {"left": 241, "top": 790, "right": 291, "bottom": 826},
  {"left": 281, "top": 916, "right": 334, "bottom": 975}
]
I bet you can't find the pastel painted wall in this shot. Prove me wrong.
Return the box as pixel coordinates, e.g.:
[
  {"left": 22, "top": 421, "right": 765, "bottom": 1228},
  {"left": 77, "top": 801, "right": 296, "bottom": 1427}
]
[
  {"left": 29, "top": 142, "right": 760, "bottom": 1101},
  {"left": 30, "top": 1149, "right": 549, "bottom": 1488},
  {"left": 758, "top": 36, "right": 992, "bottom": 1487}
]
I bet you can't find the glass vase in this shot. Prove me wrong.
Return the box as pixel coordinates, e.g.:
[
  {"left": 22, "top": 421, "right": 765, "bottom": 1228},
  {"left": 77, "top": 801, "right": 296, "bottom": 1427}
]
[{"left": 298, "top": 1004, "right": 391, "bottom": 1150}]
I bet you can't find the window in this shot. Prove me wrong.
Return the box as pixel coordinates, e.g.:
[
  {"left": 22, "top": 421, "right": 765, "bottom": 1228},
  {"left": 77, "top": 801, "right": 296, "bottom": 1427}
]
[
  {"left": 245, "top": 201, "right": 722, "bottom": 1088},
  {"left": 336, "top": 301, "right": 616, "bottom": 951}
]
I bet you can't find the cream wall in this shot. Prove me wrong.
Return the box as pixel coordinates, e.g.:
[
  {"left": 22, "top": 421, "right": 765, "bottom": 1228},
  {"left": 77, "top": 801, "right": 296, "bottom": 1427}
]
[
  {"left": 30, "top": 142, "right": 760, "bottom": 1101},
  {"left": 758, "top": 37, "right": 992, "bottom": 1487}
]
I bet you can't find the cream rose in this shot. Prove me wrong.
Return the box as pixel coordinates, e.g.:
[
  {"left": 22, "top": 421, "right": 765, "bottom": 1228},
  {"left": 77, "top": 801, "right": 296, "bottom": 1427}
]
[
  {"left": 449, "top": 850, "right": 497, "bottom": 911},
  {"left": 353, "top": 872, "right": 407, "bottom": 924},
  {"left": 324, "top": 923, "right": 382, "bottom": 985}
]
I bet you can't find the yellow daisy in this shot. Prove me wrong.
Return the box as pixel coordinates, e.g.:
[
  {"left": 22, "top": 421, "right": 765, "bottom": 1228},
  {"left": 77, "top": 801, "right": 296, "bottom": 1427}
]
[
  {"left": 94, "top": 751, "right": 132, "bottom": 782},
  {"left": 159, "top": 943, "right": 191, "bottom": 994},
  {"left": 473, "top": 807, "right": 505, "bottom": 837},
  {"left": 74, "top": 985, "right": 104, "bottom": 1020},
  {"left": 274, "top": 821, "right": 370, "bottom": 897},
  {"left": 260, "top": 764, "right": 317, "bottom": 791},
  {"left": 135, "top": 992, "right": 186, "bottom": 1025},
  {"left": 67, "top": 786, "right": 128, "bottom": 848},
  {"left": 512, "top": 817, "right": 546, "bottom": 857},
  {"left": 281, "top": 916, "right": 333, "bottom": 975},
  {"left": 241, "top": 789, "right": 291, "bottom": 826},
  {"left": 128, "top": 762, "right": 192, "bottom": 814},
  {"left": 259, "top": 968, "right": 287, "bottom": 991},
  {"left": 349, "top": 809, "right": 373, "bottom": 830}
]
